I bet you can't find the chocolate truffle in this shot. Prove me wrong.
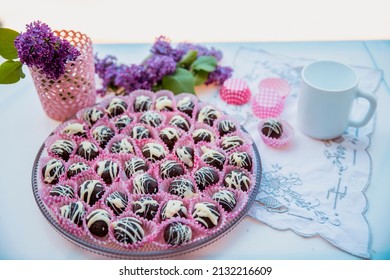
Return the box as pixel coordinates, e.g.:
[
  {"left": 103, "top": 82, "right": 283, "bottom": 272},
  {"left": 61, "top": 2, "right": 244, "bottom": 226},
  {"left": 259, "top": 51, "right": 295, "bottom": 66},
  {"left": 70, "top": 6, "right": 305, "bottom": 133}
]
[
  {"left": 160, "top": 160, "right": 185, "bottom": 179},
  {"left": 223, "top": 169, "right": 251, "bottom": 191},
  {"left": 96, "top": 160, "right": 119, "bottom": 185},
  {"left": 133, "top": 196, "right": 159, "bottom": 220},
  {"left": 177, "top": 97, "right": 195, "bottom": 117},
  {"left": 220, "top": 135, "right": 244, "bottom": 151},
  {"left": 67, "top": 162, "right": 90, "bottom": 178},
  {"left": 139, "top": 111, "right": 162, "bottom": 127},
  {"left": 106, "top": 191, "right": 128, "bottom": 216},
  {"left": 261, "top": 119, "right": 283, "bottom": 139},
  {"left": 169, "top": 115, "right": 190, "bottom": 131},
  {"left": 200, "top": 146, "right": 225, "bottom": 170},
  {"left": 61, "top": 123, "right": 87, "bottom": 138},
  {"left": 92, "top": 125, "right": 115, "bottom": 148},
  {"left": 142, "top": 142, "right": 167, "bottom": 162},
  {"left": 192, "top": 129, "right": 215, "bottom": 144},
  {"left": 114, "top": 115, "right": 133, "bottom": 131},
  {"left": 86, "top": 209, "right": 111, "bottom": 237},
  {"left": 110, "top": 138, "right": 135, "bottom": 154},
  {"left": 83, "top": 107, "right": 104, "bottom": 127},
  {"left": 49, "top": 140, "right": 74, "bottom": 161},
  {"left": 159, "top": 127, "right": 180, "bottom": 150},
  {"left": 50, "top": 184, "right": 74, "bottom": 198},
  {"left": 212, "top": 190, "right": 237, "bottom": 213},
  {"left": 112, "top": 217, "right": 144, "bottom": 244},
  {"left": 132, "top": 173, "right": 158, "bottom": 194},
  {"left": 218, "top": 120, "right": 236, "bottom": 136},
  {"left": 79, "top": 180, "right": 105, "bottom": 206},
  {"left": 164, "top": 222, "right": 192, "bottom": 246},
  {"left": 194, "top": 167, "right": 219, "bottom": 191},
  {"left": 60, "top": 201, "right": 85, "bottom": 226},
  {"left": 160, "top": 200, "right": 187, "bottom": 221},
  {"left": 197, "top": 105, "right": 221, "bottom": 126},
  {"left": 124, "top": 157, "right": 148, "bottom": 178},
  {"left": 169, "top": 178, "right": 196, "bottom": 199},
  {"left": 42, "top": 159, "right": 65, "bottom": 184},
  {"left": 130, "top": 125, "right": 150, "bottom": 139},
  {"left": 106, "top": 97, "right": 128, "bottom": 117},
  {"left": 192, "top": 202, "right": 220, "bottom": 229},
  {"left": 228, "top": 152, "right": 252, "bottom": 171},
  {"left": 155, "top": 96, "right": 173, "bottom": 111},
  {"left": 175, "top": 146, "right": 194, "bottom": 168},
  {"left": 134, "top": 95, "right": 152, "bottom": 112},
  {"left": 77, "top": 141, "right": 99, "bottom": 161}
]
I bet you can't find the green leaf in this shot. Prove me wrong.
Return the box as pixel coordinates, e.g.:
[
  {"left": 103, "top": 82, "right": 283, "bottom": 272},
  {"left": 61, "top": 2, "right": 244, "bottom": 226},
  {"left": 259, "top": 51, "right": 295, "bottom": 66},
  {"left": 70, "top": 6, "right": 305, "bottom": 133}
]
[
  {"left": 193, "top": 70, "right": 209, "bottom": 86},
  {"left": 162, "top": 68, "right": 195, "bottom": 95},
  {"left": 0, "top": 60, "right": 24, "bottom": 84},
  {"left": 190, "top": 55, "right": 217, "bottom": 73},
  {"left": 178, "top": 50, "right": 197, "bottom": 68},
  {"left": 0, "top": 28, "right": 20, "bottom": 60}
]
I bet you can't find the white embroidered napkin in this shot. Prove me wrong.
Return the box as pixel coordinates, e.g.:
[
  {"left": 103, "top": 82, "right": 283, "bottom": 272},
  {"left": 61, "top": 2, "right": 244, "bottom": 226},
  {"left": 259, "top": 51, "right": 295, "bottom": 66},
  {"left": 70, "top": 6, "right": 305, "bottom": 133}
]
[{"left": 200, "top": 47, "right": 382, "bottom": 258}]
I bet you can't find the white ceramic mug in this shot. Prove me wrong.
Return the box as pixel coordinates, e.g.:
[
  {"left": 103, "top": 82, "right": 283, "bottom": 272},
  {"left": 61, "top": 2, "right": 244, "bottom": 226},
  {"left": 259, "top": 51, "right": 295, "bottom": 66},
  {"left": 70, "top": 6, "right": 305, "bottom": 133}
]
[{"left": 297, "top": 60, "right": 377, "bottom": 140}]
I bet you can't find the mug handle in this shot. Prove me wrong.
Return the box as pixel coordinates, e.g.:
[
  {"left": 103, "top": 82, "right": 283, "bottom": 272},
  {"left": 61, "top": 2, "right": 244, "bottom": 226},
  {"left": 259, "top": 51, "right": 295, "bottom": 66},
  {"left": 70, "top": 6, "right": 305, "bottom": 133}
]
[{"left": 348, "top": 89, "right": 377, "bottom": 127}]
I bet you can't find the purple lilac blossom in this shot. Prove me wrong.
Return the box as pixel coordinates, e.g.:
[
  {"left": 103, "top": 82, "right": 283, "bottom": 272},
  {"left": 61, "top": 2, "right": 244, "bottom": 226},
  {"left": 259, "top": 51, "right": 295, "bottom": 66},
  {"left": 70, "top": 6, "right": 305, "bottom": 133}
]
[
  {"left": 205, "top": 65, "right": 233, "bottom": 85},
  {"left": 143, "top": 54, "right": 176, "bottom": 85},
  {"left": 176, "top": 42, "right": 223, "bottom": 61}
]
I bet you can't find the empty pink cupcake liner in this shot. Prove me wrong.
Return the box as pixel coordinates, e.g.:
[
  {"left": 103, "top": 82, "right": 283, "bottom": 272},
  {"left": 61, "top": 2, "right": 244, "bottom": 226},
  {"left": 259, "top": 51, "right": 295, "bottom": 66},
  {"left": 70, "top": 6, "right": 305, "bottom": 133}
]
[
  {"left": 220, "top": 77, "right": 251, "bottom": 105},
  {"left": 259, "top": 77, "right": 291, "bottom": 99}
]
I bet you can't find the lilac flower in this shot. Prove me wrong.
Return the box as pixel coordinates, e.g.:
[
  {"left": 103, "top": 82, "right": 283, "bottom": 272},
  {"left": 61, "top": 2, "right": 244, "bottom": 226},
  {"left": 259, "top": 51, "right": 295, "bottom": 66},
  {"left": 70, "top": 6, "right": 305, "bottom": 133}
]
[
  {"left": 94, "top": 54, "right": 117, "bottom": 78},
  {"left": 176, "top": 42, "right": 223, "bottom": 61},
  {"left": 115, "top": 64, "right": 151, "bottom": 93},
  {"left": 150, "top": 35, "right": 183, "bottom": 62},
  {"left": 205, "top": 65, "right": 233, "bottom": 85},
  {"left": 143, "top": 54, "right": 176, "bottom": 85}
]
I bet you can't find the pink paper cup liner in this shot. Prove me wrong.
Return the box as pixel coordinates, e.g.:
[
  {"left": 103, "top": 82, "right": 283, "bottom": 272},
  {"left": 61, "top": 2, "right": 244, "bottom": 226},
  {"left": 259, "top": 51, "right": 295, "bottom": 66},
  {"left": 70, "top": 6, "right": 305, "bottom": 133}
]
[
  {"left": 54, "top": 119, "right": 89, "bottom": 141},
  {"left": 128, "top": 90, "right": 155, "bottom": 113},
  {"left": 258, "top": 118, "right": 294, "bottom": 148},
  {"left": 220, "top": 77, "right": 252, "bottom": 105},
  {"left": 251, "top": 89, "right": 285, "bottom": 118},
  {"left": 83, "top": 202, "right": 115, "bottom": 244},
  {"left": 259, "top": 77, "right": 291, "bottom": 99}
]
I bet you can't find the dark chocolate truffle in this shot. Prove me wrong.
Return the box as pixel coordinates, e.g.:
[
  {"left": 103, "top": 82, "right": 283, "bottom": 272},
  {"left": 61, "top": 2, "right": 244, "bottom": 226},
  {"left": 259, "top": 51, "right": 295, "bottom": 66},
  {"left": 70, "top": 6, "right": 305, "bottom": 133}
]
[
  {"left": 67, "top": 162, "right": 90, "bottom": 178},
  {"left": 134, "top": 95, "right": 152, "bottom": 112},
  {"left": 132, "top": 173, "right": 158, "bottom": 194},
  {"left": 169, "top": 115, "right": 190, "bottom": 131},
  {"left": 160, "top": 200, "right": 187, "bottom": 221},
  {"left": 83, "top": 107, "right": 104, "bottom": 127},
  {"left": 96, "top": 160, "right": 119, "bottom": 185},
  {"left": 50, "top": 184, "right": 74, "bottom": 198},
  {"left": 261, "top": 119, "right": 283, "bottom": 139},
  {"left": 133, "top": 196, "right": 159, "bottom": 220},
  {"left": 218, "top": 120, "right": 236, "bottom": 136},
  {"left": 192, "top": 129, "right": 215, "bottom": 144},
  {"left": 169, "top": 178, "right": 196, "bottom": 199},
  {"left": 106, "top": 97, "right": 128, "bottom": 117},
  {"left": 176, "top": 97, "right": 195, "bottom": 117},
  {"left": 124, "top": 157, "right": 148, "bottom": 178},
  {"left": 139, "top": 111, "right": 162, "bottom": 127},
  {"left": 106, "top": 191, "right": 128, "bottom": 216},
  {"left": 49, "top": 139, "right": 74, "bottom": 161},
  {"left": 86, "top": 209, "right": 111, "bottom": 237},
  {"left": 112, "top": 217, "right": 144, "bottom": 244},
  {"left": 160, "top": 160, "right": 185, "bottom": 179},
  {"left": 197, "top": 105, "right": 221, "bottom": 126},
  {"left": 79, "top": 180, "right": 105, "bottom": 206},
  {"left": 175, "top": 146, "right": 194, "bottom": 168},
  {"left": 228, "top": 152, "right": 252, "bottom": 171},
  {"left": 200, "top": 146, "right": 225, "bottom": 170},
  {"left": 42, "top": 159, "right": 65, "bottom": 184},
  {"left": 110, "top": 138, "right": 135, "bottom": 154},
  {"left": 212, "top": 190, "right": 237, "bottom": 212},
  {"left": 159, "top": 127, "right": 180, "bottom": 150},
  {"left": 223, "top": 169, "right": 251, "bottom": 191},
  {"left": 194, "top": 167, "right": 219, "bottom": 191},
  {"left": 220, "top": 135, "right": 244, "bottom": 151},
  {"left": 60, "top": 201, "right": 85, "bottom": 226},
  {"left": 142, "top": 142, "right": 167, "bottom": 162},
  {"left": 192, "top": 202, "right": 220, "bottom": 229},
  {"left": 77, "top": 141, "right": 99, "bottom": 161},
  {"left": 164, "top": 222, "right": 192, "bottom": 246},
  {"left": 155, "top": 96, "right": 173, "bottom": 111},
  {"left": 92, "top": 125, "right": 115, "bottom": 148},
  {"left": 61, "top": 123, "right": 87, "bottom": 138},
  {"left": 130, "top": 125, "right": 150, "bottom": 139},
  {"left": 114, "top": 115, "right": 133, "bottom": 131}
]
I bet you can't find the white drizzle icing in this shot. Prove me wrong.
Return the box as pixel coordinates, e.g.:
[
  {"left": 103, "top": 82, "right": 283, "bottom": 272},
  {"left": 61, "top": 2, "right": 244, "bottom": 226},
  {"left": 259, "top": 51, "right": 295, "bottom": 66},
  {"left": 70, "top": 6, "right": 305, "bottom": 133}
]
[
  {"left": 177, "top": 97, "right": 194, "bottom": 112},
  {"left": 112, "top": 217, "right": 145, "bottom": 244},
  {"left": 142, "top": 143, "right": 167, "bottom": 162},
  {"left": 106, "top": 191, "right": 128, "bottom": 214},
  {"left": 169, "top": 178, "right": 196, "bottom": 199},
  {"left": 60, "top": 201, "right": 84, "bottom": 225},
  {"left": 194, "top": 167, "right": 218, "bottom": 189},
  {"left": 96, "top": 160, "right": 119, "bottom": 183},
  {"left": 83, "top": 108, "right": 104, "bottom": 126},
  {"left": 155, "top": 96, "right": 173, "bottom": 111},
  {"left": 43, "top": 159, "right": 64, "bottom": 184},
  {"left": 50, "top": 140, "right": 74, "bottom": 158},
  {"left": 224, "top": 170, "right": 251, "bottom": 191},
  {"left": 140, "top": 112, "right": 162, "bottom": 127},
  {"left": 133, "top": 197, "right": 159, "bottom": 218},
  {"left": 212, "top": 190, "right": 236, "bottom": 211},
  {"left": 92, "top": 125, "right": 114, "bottom": 146},
  {"left": 77, "top": 141, "right": 99, "bottom": 160},
  {"left": 68, "top": 162, "right": 90, "bottom": 176},
  {"left": 221, "top": 135, "right": 243, "bottom": 151},
  {"left": 261, "top": 119, "right": 283, "bottom": 138},
  {"left": 192, "top": 202, "right": 220, "bottom": 227},
  {"left": 161, "top": 200, "right": 187, "bottom": 220},
  {"left": 61, "top": 123, "right": 86, "bottom": 136},
  {"left": 79, "top": 180, "right": 104, "bottom": 205},
  {"left": 111, "top": 138, "right": 134, "bottom": 154},
  {"left": 229, "top": 152, "right": 251, "bottom": 170},
  {"left": 134, "top": 95, "right": 152, "bottom": 112},
  {"left": 125, "top": 157, "right": 147, "bottom": 177},
  {"left": 169, "top": 115, "right": 189, "bottom": 131},
  {"left": 165, "top": 222, "right": 192, "bottom": 246},
  {"left": 197, "top": 105, "right": 221, "bottom": 125},
  {"left": 160, "top": 127, "right": 180, "bottom": 140},
  {"left": 87, "top": 209, "right": 111, "bottom": 230},
  {"left": 200, "top": 146, "right": 225, "bottom": 167},
  {"left": 106, "top": 98, "right": 127, "bottom": 116},
  {"left": 160, "top": 160, "right": 183, "bottom": 179},
  {"left": 175, "top": 147, "right": 193, "bottom": 168},
  {"left": 133, "top": 173, "right": 157, "bottom": 194},
  {"left": 131, "top": 126, "right": 149, "bottom": 139},
  {"left": 114, "top": 115, "right": 132, "bottom": 130},
  {"left": 192, "top": 129, "right": 215, "bottom": 143},
  {"left": 218, "top": 120, "right": 236, "bottom": 135},
  {"left": 50, "top": 185, "right": 74, "bottom": 198}
]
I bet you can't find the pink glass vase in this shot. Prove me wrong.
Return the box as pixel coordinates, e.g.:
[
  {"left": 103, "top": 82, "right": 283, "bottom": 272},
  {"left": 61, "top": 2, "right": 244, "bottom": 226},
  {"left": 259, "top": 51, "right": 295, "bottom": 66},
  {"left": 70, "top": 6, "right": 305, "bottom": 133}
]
[{"left": 30, "top": 30, "right": 96, "bottom": 121}]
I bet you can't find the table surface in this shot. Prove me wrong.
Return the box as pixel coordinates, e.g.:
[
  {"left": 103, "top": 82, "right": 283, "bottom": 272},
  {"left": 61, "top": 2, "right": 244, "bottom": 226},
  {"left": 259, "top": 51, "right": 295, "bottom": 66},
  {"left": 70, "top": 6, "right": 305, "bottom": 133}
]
[{"left": 1, "top": 40, "right": 389, "bottom": 260}]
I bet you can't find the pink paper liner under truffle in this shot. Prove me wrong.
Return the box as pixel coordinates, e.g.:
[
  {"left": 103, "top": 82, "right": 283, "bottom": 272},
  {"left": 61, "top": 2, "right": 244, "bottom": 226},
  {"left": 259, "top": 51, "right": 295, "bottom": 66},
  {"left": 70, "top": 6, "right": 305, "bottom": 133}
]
[
  {"left": 174, "top": 93, "right": 199, "bottom": 120},
  {"left": 220, "top": 77, "right": 252, "bottom": 105},
  {"left": 76, "top": 104, "right": 108, "bottom": 127},
  {"left": 105, "top": 134, "right": 138, "bottom": 157},
  {"left": 258, "top": 118, "right": 294, "bottom": 148},
  {"left": 54, "top": 119, "right": 89, "bottom": 141},
  {"left": 41, "top": 179, "right": 78, "bottom": 206},
  {"left": 131, "top": 193, "right": 164, "bottom": 223},
  {"left": 128, "top": 90, "right": 155, "bottom": 113},
  {"left": 51, "top": 199, "right": 87, "bottom": 237},
  {"left": 39, "top": 156, "right": 67, "bottom": 188},
  {"left": 159, "top": 174, "right": 200, "bottom": 200},
  {"left": 251, "top": 88, "right": 285, "bottom": 119},
  {"left": 101, "top": 181, "right": 131, "bottom": 216},
  {"left": 45, "top": 133, "right": 77, "bottom": 162},
  {"left": 64, "top": 156, "right": 93, "bottom": 181},
  {"left": 155, "top": 195, "right": 190, "bottom": 224},
  {"left": 259, "top": 77, "right": 291, "bottom": 99},
  {"left": 83, "top": 202, "right": 115, "bottom": 244},
  {"left": 172, "top": 136, "right": 200, "bottom": 171},
  {"left": 222, "top": 165, "right": 255, "bottom": 193}
]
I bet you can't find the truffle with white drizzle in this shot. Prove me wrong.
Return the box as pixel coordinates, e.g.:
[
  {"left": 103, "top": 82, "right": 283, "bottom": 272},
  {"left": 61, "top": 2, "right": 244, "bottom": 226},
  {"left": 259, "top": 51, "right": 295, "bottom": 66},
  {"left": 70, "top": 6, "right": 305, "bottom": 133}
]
[
  {"left": 110, "top": 138, "right": 135, "bottom": 154},
  {"left": 212, "top": 190, "right": 237, "bottom": 212},
  {"left": 200, "top": 146, "right": 225, "bottom": 170},
  {"left": 50, "top": 184, "right": 74, "bottom": 198},
  {"left": 169, "top": 115, "right": 190, "bottom": 131},
  {"left": 142, "top": 142, "right": 167, "bottom": 162},
  {"left": 106, "top": 97, "right": 128, "bottom": 118},
  {"left": 223, "top": 169, "right": 251, "bottom": 191},
  {"left": 106, "top": 191, "right": 128, "bottom": 216},
  {"left": 176, "top": 97, "right": 194, "bottom": 117},
  {"left": 159, "top": 127, "right": 180, "bottom": 150},
  {"left": 155, "top": 96, "right": 173, "bottom": 111},
  {"left": 220, "top": 135, "right": 244, "bottom": 152},
  {"left": 139, "top": 111, "right": 162, "bottom": 127},
  {"left": 197, "top": 105, "right": 221, "bottom": 126},
  {"left": 83, "top": 107, "right": 104, "bottom": 127},
  {"left": 132, "top": 173, "right": 158, "bottom": 194},
  {"left": 160, "top": 200, "right": 187, "bottom": 221},
  {"left": 60, "top": 201, "right": 85, "bottom": 226},
  {"left": 67, "top": 162, "right": 90, "bottom": 178},
  {"left": 164, "top": 222, "right": 192, "bottom": 246},
  {"left": 77, "top": 141, "right": 99, "bottom": 161},
  {"left": 78, "top": 180, "right": 105, "bottom": 206},
  {"left": 112, "top": 217, "right": 144, "bottom": 244},
  {"left": 192, "top": 128, "right": 215, "bottom": 144},
  {"left": 42, "top": 158, "right": 65, "bottom": 184},
  {"left": 169, "top": 178, "right": 196, "bottom": 199},
  {"left": 95, "top": 160, "right": 119, "bottom": 184},
  {"left": 192, "top": 202, "right": 220, "bottom": 229},
  {"left": 217, "top": 119, "right": 236, "bottom": 136},
  {"left": 228, "top": 152, "right": 252, "bottom": 171},
  {"left": 133, "top": 196, "right": 159, "bottom": 220},
  {"left": 113, "top": 114, "right": 133, "bottom": 131},
  {"left": 130, "top": 125, "right": 150, "bottom": 139},
  {"left": 159, "top": 160, "right": 185, "bottom": 179},
  {"left": 124, "top": 157, "right": 147, "bottom": 178},
  {"left": 92, "top": 125, "right": 115, "bottom": 148},
  {"left": 87, "top": 209, "right": 111, "bottom": 237},
  {"left": 194, "top": 167, "right": 219, "bottom": 191},
  {"left": 261, "top": 119, "right": 283, "bottom": 139},
  {"left": 175, "top": 146, "right": 194, "bottom": 168},
  {"left": 49, "top": 139, "right": 74, "bottom": 161},
  {"left": 61, "top": 123, "right": 87, "bottom": 138},
  {"left": 134, "top": 95, "right": 152, "bottom": 112}
]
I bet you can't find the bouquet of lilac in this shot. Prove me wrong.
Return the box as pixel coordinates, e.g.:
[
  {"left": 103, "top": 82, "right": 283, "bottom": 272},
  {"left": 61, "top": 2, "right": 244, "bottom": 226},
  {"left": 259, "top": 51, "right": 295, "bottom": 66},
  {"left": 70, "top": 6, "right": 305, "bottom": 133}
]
[{"left": 95, "top": 36, "right": 233, "bottom": 95}]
